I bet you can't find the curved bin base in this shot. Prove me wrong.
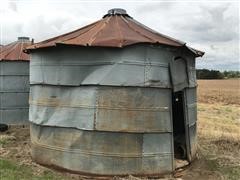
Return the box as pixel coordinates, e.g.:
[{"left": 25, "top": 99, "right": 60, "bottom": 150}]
[{"left": 30, "top": 123, "right": 174, "bottom": 176}]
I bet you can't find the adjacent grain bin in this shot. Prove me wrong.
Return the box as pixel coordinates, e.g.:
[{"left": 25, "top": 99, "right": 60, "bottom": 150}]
[
  {"left": 0, "top": 37, "right": 32, "bottom": 125},
  {"left": 26, "top": 9, "right": 204, "bottom": 176}
]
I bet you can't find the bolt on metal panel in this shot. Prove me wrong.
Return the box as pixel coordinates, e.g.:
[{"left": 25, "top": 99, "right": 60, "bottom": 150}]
[
  {"left": 0, "top": 92, "right": 29, "bottom": 108},
  {"left": 30, "top": 85, "right": 172, "bottom": 133},
  {"left": 31, "top": 123, "right": 173, "bottom": 175},
  {"left": 188, "top": 124, "right": 197, "bottom": 158},
  {"left": 29, "top": 85, "right": 96, "bottom": 130},
  {"left": 0, "top": 109, "right": 28, "bottom": 124},
  {"left": 185, "top": 55, "right": 197, "bottom": 88},
  {"left": 0, "top": 61, "right": 29, "bottom": 75},
  {"left": 170, "top": 57, "right": 189, "bottom": 92},
  {"left": 185, "top": 87, "right": 197, "bottom": 126},
  {"left": 0, "top": 61, "right": 29, "bottom": 124},
  {"left": 184, "top": 87, "right": 198, "bottom": 159},
  {"left": 30, "top": 45, "right": 172, "bottom": 88},
  {"left": 0, "top": 76, "right": 29, "bottom": 92},
  {"left": 96, "top": 87, "right": 172, "bottom": 132}
]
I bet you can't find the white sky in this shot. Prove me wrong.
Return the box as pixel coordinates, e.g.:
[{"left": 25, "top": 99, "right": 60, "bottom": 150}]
[{"left": 0, "top": 0, "right": 239, "bottom": 71}]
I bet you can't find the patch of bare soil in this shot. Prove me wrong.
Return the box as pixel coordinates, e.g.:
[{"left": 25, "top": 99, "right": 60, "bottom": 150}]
[
  {"left": 0, "top": 126, "right": 50, "bottom": 176},
  {"left": 174, "top": 156, "right": 224, "bottom": 180},
  {"left": 0, "top": 126, "right": 222, "bottom": 180}
]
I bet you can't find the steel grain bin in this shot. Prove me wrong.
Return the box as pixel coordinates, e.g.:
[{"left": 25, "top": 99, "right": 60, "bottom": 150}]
[
  {"left": 26, "top": 9, "right": 204, "bottom": 176},
  {"left": 0, "top": 37, "right": 32, "bottom": 125}
]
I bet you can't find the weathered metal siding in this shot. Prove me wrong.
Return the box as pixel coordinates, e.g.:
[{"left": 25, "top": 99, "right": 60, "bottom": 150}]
[
  {"left": 29, "top": 43, "right": 199, "bottom": 175},
  {"left": 30, "top": 45, "right": 172, "bottom": 88},
  {"left": 31, "top": 123, "right": 173, "bottom": 175},
  {"left": 0, "top": 61, "right": 29, "bottom": 124},
  {"left": 184, "top": 53, "right": 198, "bottom": 160},
  {"left": 184, "top": 87, "right": 197, "bottom": 159},
  {"left": 30, "top": 85, "right": 172, "bottom": 133},
  {"left": 167, "top": 50, "right": 198, "bottom": 162},
  {"left": 29, "top": 44, "right": 178, "bottom": 175}
]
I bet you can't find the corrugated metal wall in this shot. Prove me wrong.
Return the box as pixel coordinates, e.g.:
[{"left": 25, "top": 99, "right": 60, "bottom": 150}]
[
  {"left": 0, "top": 61, "right": 29, "bottom": 124},
  {"left": 29, "top": 44, "right": 197, "bottom": 175},
  {"left": 184, "top": 87, "right": 197, "bottom": 158},
  {"left": 30, "top": 45, "right": 172, "bottom": 87}
]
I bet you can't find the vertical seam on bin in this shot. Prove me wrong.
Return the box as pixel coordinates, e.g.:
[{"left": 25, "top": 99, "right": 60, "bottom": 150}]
[
  {"left": 184, "top": 89, "right": 191, "bottom": 161},
  {"left": 169, "top": 91, "right": 175, "bottom": 171},
  {"left": 141, "top": 133, "right": 144, "bottom": 172},
  {"left": 146, "top": 58, "right": 151, "bottom": 84},
  {"left": 93, "top": 87, "right": 98, "bottom": 130},
  {"left": 144, "top": 47, "right": 147, "bottom": 85},
  {"left": 40, "top": 55, "right": 44, "bottom": 84},
  {"left": 58, "top": 61, "right": 62, "bottom": 85}
]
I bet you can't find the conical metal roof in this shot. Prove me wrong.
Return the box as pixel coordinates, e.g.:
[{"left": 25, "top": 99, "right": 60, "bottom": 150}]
[
  {"left": 0, "top": 37, "right": 32, "bottom": 61},
  {"left": 26, "top": 8, "right": 204, "bottom": 56}
]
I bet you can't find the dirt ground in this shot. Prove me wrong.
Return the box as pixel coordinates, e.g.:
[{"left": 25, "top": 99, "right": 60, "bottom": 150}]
[{"left": 1, "top": 79, "right": 239, "bottom": 179}]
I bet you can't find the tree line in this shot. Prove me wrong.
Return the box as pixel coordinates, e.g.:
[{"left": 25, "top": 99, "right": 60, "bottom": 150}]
[{"left": 196, "top": 69, "right": 240, "bottom": 79}]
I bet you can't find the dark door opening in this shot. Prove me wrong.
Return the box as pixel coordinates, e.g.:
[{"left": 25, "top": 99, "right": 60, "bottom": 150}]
[{"left": 172, "top": 91, "right": 187, "bottom": 160}]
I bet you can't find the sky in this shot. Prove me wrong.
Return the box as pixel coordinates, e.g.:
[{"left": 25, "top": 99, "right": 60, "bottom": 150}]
[{"left": 0, "top": 0, "right": 239, "bottom": 71}]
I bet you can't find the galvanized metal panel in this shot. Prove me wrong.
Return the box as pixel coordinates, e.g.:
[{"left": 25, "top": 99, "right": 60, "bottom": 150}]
[
  {"left": 31, "top": 46, "right": 140, "bottom": 64},
  {"left": 188, "top": 67, "right": 197, "bottom": 87},
  {"left": 145, "top": 64, "right": 170, "bottom": 87},
  {"left": 0, "top": 61, "right": 29, "bottom": 75},
  {"left": 29, "top": 85, "right": 96, "bottom": 130},
  {"left": 30, "top": 85, "right": 172, "bottom": 133},
  {"left": 30, "top": 46, "right": 172, "bottom": 88},
  {"left": 184, "top": 87, "right": 197, "bottom": 159},
  {"left": 31, "top": 123, "right": 143, "bottom": 155},
  {"left": 0, "top": 109, "right": 28, "bottom": 124},
  {"left": 0, "top": 92, "right": 29, "bottom": 108},
  {"left": 96, "top": 87, "right": 172, "bottom": 132},
  {"left": 143, "top": 133, "right": 172, "bottom": 154},
  {"left": 189, "top": 123, "right": 197, "bottom": 158},
  {"left": 0, "top": 76, "right": 29, "bottom": 92},
  {"left": 0, "top": 61, "right": 29, "bottom": 124},
  {"left": 185, "top": 88, "right": 197, "bottom": 126},
  {"left": 146, "top": 45, "right": 176, "bottom": 64},
  {"left": 186, "top": 105, "right": 197, "bottom": 127},
  {"left": 170, "top": 58, "right": 188, "bottom": 92},
  {"left": 31, "top": 123, "right": 173, "bottom": 175},
  {"left": 186, "top": 56, "right": 197, "bottom": 87}
]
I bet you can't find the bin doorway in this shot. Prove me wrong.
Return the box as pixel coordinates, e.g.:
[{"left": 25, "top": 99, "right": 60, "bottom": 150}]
[{"left": 172, "top": 91, "right": 187, "bottom": 160}]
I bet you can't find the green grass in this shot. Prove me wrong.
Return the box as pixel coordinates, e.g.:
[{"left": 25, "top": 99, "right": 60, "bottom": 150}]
[
  {"left": 0, "top": 139, "right": 7, "bottom": 145},
  {"left": 0, "top": 158, "right": 65, "bottom": 180}
]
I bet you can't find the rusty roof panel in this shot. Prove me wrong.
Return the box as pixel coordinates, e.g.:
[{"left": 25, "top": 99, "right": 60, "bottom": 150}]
[
  {"left": 26, "top": 9, "right": 204, "bottom": 57},
  {"left": 26, "top": 10, "right": 184, "bottom": 49},
  {"left": 0, "top": 37, "right": 32, "bottom": 61}
]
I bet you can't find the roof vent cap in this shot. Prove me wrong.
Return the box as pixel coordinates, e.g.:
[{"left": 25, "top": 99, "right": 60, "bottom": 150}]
[
  {"left": 18, "top": 37, "right": 30, "bottom": 41},
  {"left": 107, "top": 8, "right": 127, "bottom": 15},
  {"left": 103, "top": 8, "right": 131, "bottom": 18}
]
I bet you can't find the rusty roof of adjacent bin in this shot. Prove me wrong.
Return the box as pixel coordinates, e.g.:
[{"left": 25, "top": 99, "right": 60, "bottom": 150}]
[
  {"left": 0, "top": 37, "right": 32, "bottom": 61},
  {"left": 26, "top": 9, "right": 204, "bottom": 57}
]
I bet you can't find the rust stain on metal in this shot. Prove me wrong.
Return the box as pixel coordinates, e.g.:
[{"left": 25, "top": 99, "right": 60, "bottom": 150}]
[
  {"left": 0, "top": 37, "right": 32, "bottom": 61},
  {"left": 25, "top": 9, "right": 203, "bottom": 57}
]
